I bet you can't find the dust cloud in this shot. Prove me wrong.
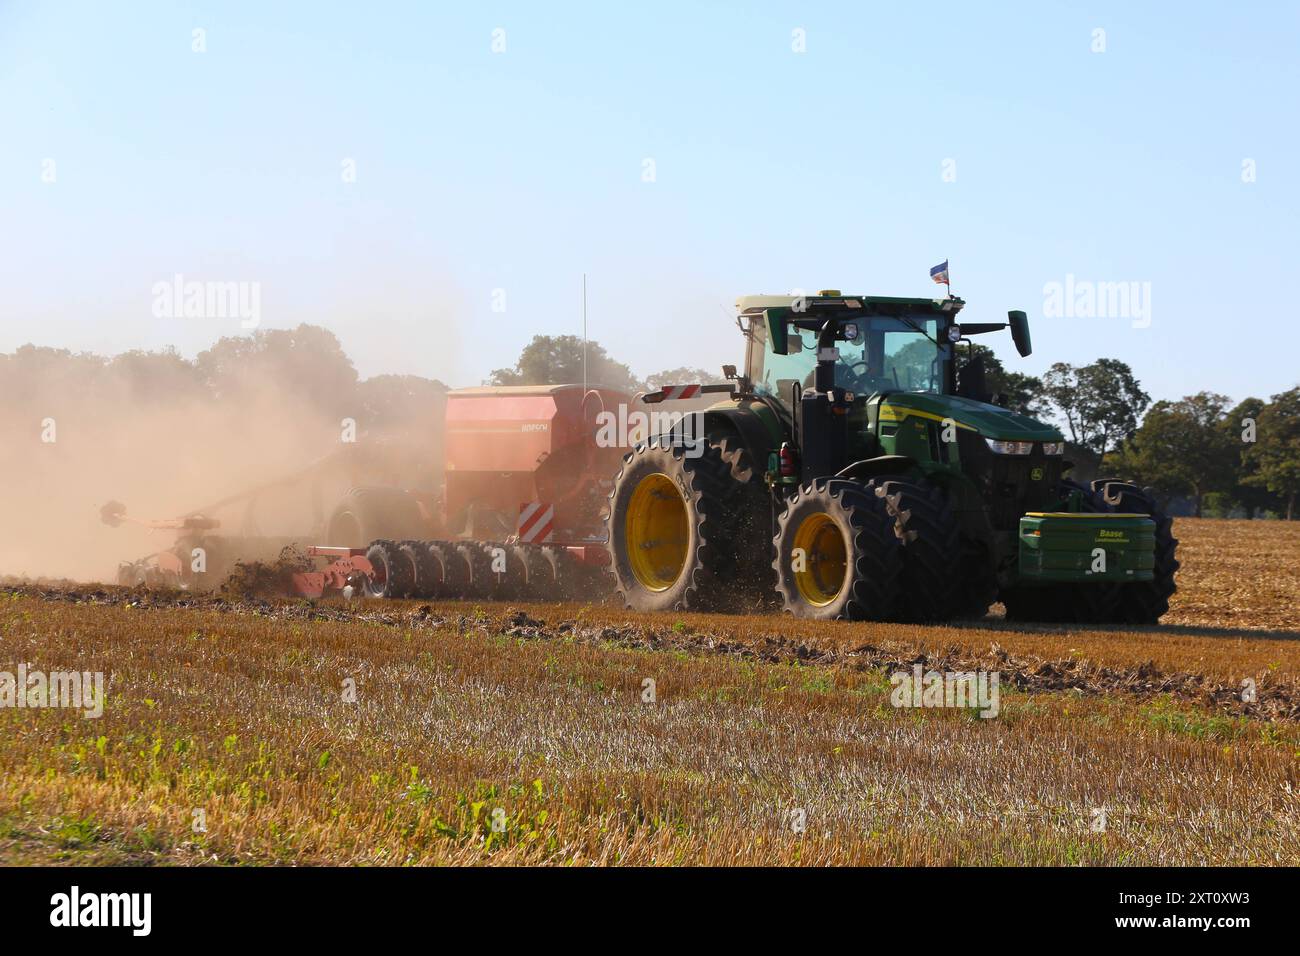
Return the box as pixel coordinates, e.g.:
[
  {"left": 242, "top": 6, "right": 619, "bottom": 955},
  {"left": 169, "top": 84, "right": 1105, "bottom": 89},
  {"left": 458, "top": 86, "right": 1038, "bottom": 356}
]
[{"left": 0, "top": 326, "right": 445, "bottom": 583}]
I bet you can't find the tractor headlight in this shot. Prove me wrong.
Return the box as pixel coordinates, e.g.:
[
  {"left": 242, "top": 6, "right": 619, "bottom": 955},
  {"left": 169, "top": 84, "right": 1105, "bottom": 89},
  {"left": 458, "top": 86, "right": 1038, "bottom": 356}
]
[
  {"left": 985, "top": 438, "right": 1034, "bottom": 455},
  {"left": 1041, "top": 442, "right": 1065, "bottom": 456}
]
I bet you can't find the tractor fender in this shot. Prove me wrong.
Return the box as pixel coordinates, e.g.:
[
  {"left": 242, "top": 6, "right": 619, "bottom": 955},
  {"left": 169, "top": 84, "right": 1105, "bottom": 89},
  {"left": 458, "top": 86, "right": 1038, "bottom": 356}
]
[
  {"left": 835, "top": 455, "right": 917, "bottom": 482},
  {"left": 701, "top": 407, "right": 776, "bottom": 467}
]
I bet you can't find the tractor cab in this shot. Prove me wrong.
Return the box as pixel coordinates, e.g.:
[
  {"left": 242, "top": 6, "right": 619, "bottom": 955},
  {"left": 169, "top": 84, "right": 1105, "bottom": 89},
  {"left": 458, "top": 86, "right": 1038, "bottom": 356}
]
[
  {"left": 734, "top": 290, "right": 1060, "bottom": 513},
  {"left": 739, "top": 291, "right": 1032, "bottom": 403},
  {"left": 740, "top": 294, "right": 960, "bottom": 404}
]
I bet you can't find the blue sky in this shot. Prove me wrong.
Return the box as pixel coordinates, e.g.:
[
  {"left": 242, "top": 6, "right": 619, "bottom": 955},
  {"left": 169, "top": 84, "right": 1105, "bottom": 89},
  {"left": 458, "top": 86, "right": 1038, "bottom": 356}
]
[{"left": 2, "top": 0, "right": 1297, "bottom": 403}]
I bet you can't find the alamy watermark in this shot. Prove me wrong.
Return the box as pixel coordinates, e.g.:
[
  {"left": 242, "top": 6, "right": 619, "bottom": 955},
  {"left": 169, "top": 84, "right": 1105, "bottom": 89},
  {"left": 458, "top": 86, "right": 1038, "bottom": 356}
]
[
  {"left": 890, "top": 664, "right": 1000, "bottom": 718},
  {"left": 151, "top": 274, "right": 261, "bottom": 328},
  {"left": 594, "top": 405, "right": 705, "bottom": 458},
  {"left": 1, "top": 665, "right": 104, "bottom": 718},
  {"left": 1042, "top": 274, "right": 1151, "bottom": 329},
  {"left": 50, "top": 886, "right": 150, "bottom": 936}
]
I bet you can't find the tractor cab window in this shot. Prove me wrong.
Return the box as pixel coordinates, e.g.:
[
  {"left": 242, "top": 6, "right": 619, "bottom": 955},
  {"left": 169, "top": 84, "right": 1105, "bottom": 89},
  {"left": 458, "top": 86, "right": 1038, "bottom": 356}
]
[
  {"left": 875, "top": 318, "right": 949, "bottom": 393},
  {"left": 749, "top": 314, "right": 949, "bottom": 405},
  {"left": 749, "top": 323, "right": 818, "bottom": 404}
]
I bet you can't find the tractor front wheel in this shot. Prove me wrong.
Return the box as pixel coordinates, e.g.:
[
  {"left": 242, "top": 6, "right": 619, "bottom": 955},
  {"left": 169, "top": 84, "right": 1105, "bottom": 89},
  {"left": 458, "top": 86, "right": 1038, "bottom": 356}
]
[
  {"left": 1094, "top": 480, "right": 1180, "bottom": 623},
  {"left": 772, "top": 479, "right": 901, "bottom": 620}
]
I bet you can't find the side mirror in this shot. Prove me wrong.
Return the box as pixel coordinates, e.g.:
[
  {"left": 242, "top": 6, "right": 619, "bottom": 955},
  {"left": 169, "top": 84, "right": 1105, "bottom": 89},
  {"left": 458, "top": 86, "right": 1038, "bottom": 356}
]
[
  {"left": 1008, "top": 310, "right": 1032, "bottom": 357},
  {"left": 765, "top": 310, "right": 791, "bottom": 355}
]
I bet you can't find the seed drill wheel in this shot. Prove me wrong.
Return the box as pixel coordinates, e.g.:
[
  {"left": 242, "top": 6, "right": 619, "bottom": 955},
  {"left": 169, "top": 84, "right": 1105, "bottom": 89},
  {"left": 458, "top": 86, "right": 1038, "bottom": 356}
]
[
  {"left": 362, "top": 540, "right": 414, "bottom": 599},
  {"left": 452, "top": 541, "right": 526, "bottom": 600},
  {"left": 605, "top": 438, "right": 754, "bottom": 613},
  {"left": 401, "top": 540, "right": 463, "bottom": 600},
  {"left": 772, "top": 479, "right": 901, "bottom": 620},
  {"left": 536, "top": 544, "right": 583, "bottom": 601},
  {"left": 431, "top": 541, "right": 471, "bottom": 598},
  {"left": 512, "top": 543, "right": 578, "bottom": 601}
]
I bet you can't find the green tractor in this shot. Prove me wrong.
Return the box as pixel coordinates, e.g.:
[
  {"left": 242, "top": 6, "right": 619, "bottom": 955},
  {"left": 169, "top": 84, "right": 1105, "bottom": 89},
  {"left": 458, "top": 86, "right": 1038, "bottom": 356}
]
[{"left": 605, "top": 291, "right": 1178, "bottom": 624}]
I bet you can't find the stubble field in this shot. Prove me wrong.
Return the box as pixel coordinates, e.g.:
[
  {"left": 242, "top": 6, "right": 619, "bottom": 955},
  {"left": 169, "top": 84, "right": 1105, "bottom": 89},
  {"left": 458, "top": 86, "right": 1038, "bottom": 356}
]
[{"left": 1, "top": 517, "right": 1297, "bottom": 866}]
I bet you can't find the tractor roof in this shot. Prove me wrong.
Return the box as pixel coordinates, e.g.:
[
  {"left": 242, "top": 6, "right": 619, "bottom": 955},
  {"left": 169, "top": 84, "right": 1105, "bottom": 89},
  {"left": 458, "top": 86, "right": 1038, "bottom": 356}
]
[{"left": 735, "top": 293, "right": 965, "bottom": 316}]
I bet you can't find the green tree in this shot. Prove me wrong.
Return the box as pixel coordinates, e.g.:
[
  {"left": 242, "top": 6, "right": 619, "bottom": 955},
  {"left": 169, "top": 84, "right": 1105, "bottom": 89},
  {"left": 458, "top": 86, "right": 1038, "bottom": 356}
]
[
  {"left": 1244, "top": 387, "right": 1300, "bottom": 520},
  {"left": 1221, "top": 397, "right": 1279, "bottom": 517},
  {"left": 196, "top": 324, "right": 358, "bottom": 417},
  {"left": 644, "top": 366, "right": 724, "bottom": 389},
  {"left": 1042, "top": 359, "right": 1150, "bottom": 463},
  {"left": 356, "top": 374, "right": 448, "bottom": 432},
  {"left": 489, "top": 335, "right": 640, "bottom": 393},
  {"left": 104, "top": 348, "right": 206, "bottom": 403},
  {"left": 961, "top": 344, "right": 1045, "bottom": 417},
  {"left": 1109, "top": 392, "right": 1237, "bottom": 516}
]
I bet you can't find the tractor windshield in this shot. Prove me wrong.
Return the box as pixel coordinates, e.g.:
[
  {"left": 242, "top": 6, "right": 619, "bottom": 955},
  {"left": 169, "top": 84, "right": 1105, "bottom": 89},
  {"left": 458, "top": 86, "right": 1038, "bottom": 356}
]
[{"left": 752, "top": 315, "right": 950, "bottom": 402}]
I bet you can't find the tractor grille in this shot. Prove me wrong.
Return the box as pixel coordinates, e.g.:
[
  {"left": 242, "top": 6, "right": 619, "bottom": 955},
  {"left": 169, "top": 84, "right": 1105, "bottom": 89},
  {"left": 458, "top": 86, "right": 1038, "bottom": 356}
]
[{"left": 958, "top": 433, "right": 1063, "bottom": 532}]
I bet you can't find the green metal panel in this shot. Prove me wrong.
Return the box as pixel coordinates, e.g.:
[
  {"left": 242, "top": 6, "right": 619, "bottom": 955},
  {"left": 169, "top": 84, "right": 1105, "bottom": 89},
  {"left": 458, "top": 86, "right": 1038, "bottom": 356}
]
[{"left": 1017, "top": 513, "right": 1156, "bottom": 583}]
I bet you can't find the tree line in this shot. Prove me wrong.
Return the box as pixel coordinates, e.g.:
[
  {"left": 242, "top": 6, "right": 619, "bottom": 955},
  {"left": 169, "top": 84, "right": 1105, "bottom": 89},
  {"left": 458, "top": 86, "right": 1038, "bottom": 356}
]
[
  {"left": 488, "top": 333, "right": 719, "bottom": 393},
  {"left": 967, "top": 346, "right": 1298, "bottom": 520},
  {"left": 6, "top": 327, "right": 1296, "bottom": 519},
  {"left": 0, "top": 324, "right": 448, "bottom": 437}
]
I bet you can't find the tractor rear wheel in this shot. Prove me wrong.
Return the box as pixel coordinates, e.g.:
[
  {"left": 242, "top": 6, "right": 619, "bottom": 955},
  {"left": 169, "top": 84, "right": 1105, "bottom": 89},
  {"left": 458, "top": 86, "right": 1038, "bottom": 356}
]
[
  {"left": 864, "top": 475, "right": 962, "bottom": 622},
  {"left": 711, "top": 431, "right": 774, "bottom": 611},
  {"left": 605, "top": 437, "right": 757, "bottom": 613},
  {"left": 772, "top": 479, "right": 901, "bottom": 620},
  {"left": 1094, "top": 480, "right": 1179, "bottom": 623}
]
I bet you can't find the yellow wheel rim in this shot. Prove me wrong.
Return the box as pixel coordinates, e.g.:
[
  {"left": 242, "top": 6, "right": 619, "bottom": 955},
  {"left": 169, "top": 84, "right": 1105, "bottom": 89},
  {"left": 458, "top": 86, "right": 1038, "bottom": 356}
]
[
  {"left": 625, "top": 473, "right": 689, "bottom": 591},
  {"left": 792, "top": 512, "right": 848, "bottom": 606}
]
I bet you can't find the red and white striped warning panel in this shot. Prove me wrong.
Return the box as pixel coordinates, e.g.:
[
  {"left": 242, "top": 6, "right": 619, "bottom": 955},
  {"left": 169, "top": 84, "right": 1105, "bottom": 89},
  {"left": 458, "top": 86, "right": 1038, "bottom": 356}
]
[
  {"left": 517, "top": 502, "right": 554, "bottom": 543},
  {"left": 659, "top": 384, "right": 701, "bottom": 401}
]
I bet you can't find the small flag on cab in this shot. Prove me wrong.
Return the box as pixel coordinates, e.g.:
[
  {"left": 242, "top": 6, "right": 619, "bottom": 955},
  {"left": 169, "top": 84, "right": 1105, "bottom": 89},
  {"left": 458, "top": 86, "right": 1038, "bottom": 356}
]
[{"left": 930, "top": 259, "right": 950, "bottom": 293}]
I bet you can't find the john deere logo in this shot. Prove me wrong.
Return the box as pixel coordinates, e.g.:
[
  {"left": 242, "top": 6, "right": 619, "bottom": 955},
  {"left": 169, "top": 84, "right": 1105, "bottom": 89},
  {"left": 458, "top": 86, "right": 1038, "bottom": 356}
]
[{"left": 1030, "top": 467, "right": 1044, "bottom": 481}]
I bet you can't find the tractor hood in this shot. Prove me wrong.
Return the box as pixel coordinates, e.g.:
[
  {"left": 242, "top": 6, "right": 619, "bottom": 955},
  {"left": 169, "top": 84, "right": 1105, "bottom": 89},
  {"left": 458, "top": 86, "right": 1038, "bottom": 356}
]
[{"left": 878, "top": 392, "right": 1063, "bottom": 443}]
